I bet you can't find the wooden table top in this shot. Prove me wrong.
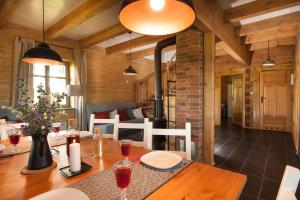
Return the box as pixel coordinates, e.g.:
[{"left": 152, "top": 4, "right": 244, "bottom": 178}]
[{"left": 0, "top": 138, "right": 246, "bottom": 200}]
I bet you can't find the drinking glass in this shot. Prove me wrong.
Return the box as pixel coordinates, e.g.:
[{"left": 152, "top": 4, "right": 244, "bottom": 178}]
[
  {"left": 8, "top": 129, "right": 21, "bottom": 153},
  {"left": 120, "top": 140, "right": 131, "bottom": 164},
  {"left": 114, "top": 162, "right": 132, "bottom": 200},
  {"left": 52, "top": 122, "right": 61, "bottom": 140}
]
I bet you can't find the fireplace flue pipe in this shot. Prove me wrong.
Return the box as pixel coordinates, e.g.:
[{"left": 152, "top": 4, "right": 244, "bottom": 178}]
[{"left": 154, "top": 36, "right": 176, "bottom": 120}]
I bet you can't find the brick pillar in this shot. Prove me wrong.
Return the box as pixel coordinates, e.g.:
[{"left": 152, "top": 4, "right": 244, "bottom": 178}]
[{"left": 176, "top": 28, "right": 204, "bottom": 161}]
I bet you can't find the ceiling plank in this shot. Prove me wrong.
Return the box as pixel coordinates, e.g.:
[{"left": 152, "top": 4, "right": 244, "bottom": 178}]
[
  {"left": 128, "top": 45, "right": 176, "bottom": 60},
  {"left": 79, "top": 23, "right": 126, "bottom": 48},
  {"left": 245, "top": 24, "right": 298, "bottom": 44},
  {"left": 192, "top": 0, "right": 250, "bottom": 65},
  {"left": 45, "top": 0, "right": 119, "bottom": 39},
  {"left": 237, "top": 12, "right": 300, "bottom": 36},
  {"left": 225, "top": 0, "right": 300, "bottom": 22},
  {"left": 106, "top": 35, "right": 173, "bottom": 55},
  {"left": 0, "top": 0, "right": 22, "bottom": 28},
  {"left": 250, "top": 36, "right": 296, "bottom": 51}
]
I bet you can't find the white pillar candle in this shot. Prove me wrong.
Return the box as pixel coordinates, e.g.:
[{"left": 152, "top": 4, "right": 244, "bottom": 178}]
[{"left": 69, "top": 143, "right": 81, "bottom": 172}]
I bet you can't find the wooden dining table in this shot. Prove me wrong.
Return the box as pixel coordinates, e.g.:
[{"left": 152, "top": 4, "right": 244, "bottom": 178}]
[{"left": 0, "top": 138, "right": 246, "bottom": 200}]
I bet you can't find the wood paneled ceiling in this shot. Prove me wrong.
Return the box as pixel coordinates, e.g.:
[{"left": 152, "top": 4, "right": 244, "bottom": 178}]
[{"left": 2, "top": 0, "right": 300, "bottom": 63}]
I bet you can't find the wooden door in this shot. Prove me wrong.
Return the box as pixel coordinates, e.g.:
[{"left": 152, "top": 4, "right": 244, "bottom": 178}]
[
  {"left": 260, "top": 70, "right": 291, "bottom": 131},
  {"left": 232, "top": 75, "right": 244, "bottom": 126}
]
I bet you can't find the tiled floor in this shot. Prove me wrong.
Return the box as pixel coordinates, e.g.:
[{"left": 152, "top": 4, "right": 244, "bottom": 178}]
[{"left": 214, "top": 119, "right": 300, "bottom": 200}]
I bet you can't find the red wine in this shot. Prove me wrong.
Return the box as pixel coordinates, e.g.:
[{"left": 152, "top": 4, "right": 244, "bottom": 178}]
[
  {"left": 9, "top": 134, "right": 20, "bottom": 145},
  {"left": 66, "top": 134, "right": 80, "bottom": 156},
  {"left": 115, "top": 166, "right": 131, "bottom": 189},
  {"left": 54, "top": 126, "right": 60, "bottom": 133},
  {"left": 121, "top": 143, "right": 131, "bottom": 157}
]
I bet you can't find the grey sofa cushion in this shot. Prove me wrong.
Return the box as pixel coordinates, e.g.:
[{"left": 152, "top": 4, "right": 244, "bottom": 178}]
[{"left": 0, "top": 108, "right": 17, "bottom": 121}]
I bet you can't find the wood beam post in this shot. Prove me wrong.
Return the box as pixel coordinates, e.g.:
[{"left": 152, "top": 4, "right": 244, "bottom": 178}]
[
  {"left": 45, "top": 0, "right": 119, "bottom": 39},
  {"left": 192, "top": 0, "right": 250, "bottom": 65},
  {"left": 0, "top": 0, "right": 22, "bottom": 28},
  {"left": 225, "top": 0, "right": 300, "bottom": 22},
  {"left": 204, "top": 32, "right": 215, "bottom": 165}
]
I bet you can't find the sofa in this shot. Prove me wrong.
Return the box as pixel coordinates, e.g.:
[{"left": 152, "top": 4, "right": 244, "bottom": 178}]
[
  {"left": 86, "top": 103, "right": 146, "bottom": 141},
  {"left": 0, "top": 108, "right": 17, "bottom": 122}
]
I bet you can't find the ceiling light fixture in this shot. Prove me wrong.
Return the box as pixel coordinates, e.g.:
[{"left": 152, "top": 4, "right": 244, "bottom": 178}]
[
  {"left": 22, "top": 0, "right": 63, "bottom": 65},
  {"left": 124, "top": 32, "right": 138, "bottom": 76},
  {"left": 119, "top": 0, "right": 195, "bottom": 35},
  {"left": 262, "top": 40, "right": 275, "bottom": 67}
]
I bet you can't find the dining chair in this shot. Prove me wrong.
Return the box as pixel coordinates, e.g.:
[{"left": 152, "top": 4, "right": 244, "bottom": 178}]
[
  {"left": 146, "top": 122, "right": 192, "bottom": 160},
  {"left": 276, "top": 165, "right": 300, "bottom": 200},
  {"left": 89, "top": 114, "right": 119, "bottom": 139},
  {"left": 118, "top": 118, "right": 149, "bottom": 147}
]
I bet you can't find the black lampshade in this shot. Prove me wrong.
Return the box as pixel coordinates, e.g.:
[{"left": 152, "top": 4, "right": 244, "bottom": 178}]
[
  {"left": 124, "top": 65, "right": 137, "bottom": 75},
  {"left": 119, "top": 0, "right": 195, "bottom": 35},
  {"left": 22, "top": 43, "right": 64, "bottom": 65}
]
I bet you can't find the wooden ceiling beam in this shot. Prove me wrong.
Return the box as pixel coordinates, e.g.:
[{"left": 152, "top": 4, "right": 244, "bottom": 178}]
[
  {"left": 45, "top": 0, "right": 119, "bottom": 39},
  {"left": 237, "top": 12, "right": 300, "bottom": 36},
  {"left": 0, "top": 0, "right": 22, "bottom": 28},
  {"left": 245, "top": 24, "right": 298, "bottom": 44},
  {"left": 192, "top": 0, "right": 250, "bottom": 65},
  {"left": 106, "top": 35, "right": 173, "bottom": 55},
  {"left": 250, "top": 36, "right": 296, "bottom": 51},
  {"left": 128, "top": 45, "right": 176, "bottom": 60},
  {"left": 225, "top": 0, "right": 300, "bottom": 22},
  {"left": 79, "top": 23, "right": 127, "bottom": 48}
]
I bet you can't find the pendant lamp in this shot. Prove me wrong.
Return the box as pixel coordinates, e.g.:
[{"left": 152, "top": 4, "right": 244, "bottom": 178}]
[
  {"left": 119, "top": 0, "right": 195, "bottom": 35},
  {"left": 22, "top": 0, "right": 63, "bottom": 65},
  {"left": 124, "top": 32, "right": 138, "bottom": 75},
  {"left": 262, "top": 40, "right": 275, "bottom": 67}
]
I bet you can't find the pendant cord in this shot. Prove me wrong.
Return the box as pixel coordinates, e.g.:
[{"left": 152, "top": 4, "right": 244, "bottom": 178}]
[
  {"left": 129, "top": 32, "right": 132, "bottom": 66},
  {"left": 42, "top": 0, "right": 45, "bottom": 42}
]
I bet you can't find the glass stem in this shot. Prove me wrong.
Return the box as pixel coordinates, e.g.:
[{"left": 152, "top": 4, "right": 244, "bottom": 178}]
[{"left": 121, "top": 188, "right": 127, "bottom": 200}]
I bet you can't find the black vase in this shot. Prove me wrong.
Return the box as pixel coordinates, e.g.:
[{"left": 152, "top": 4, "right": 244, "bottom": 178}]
[{"left": 27, "top": 133, "right": 52, "bottom": 170}]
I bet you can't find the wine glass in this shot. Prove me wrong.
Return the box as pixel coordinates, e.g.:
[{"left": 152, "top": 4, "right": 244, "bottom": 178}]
[
  {"left": 8, "top": 128, "right": 21, "bottom": 153},
  {"left": 52, "top": 122, "right": 61, "bottom": 140},
  {"left": 120, "top": 140, "right": 131, "bottom": 164},
  {"left": 114, "top": 162, "right": 132, "bottom": 200}
]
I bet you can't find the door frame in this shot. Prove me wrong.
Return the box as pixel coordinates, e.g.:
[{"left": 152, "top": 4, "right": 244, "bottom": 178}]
[
  {"left": 257, "top": 65, "right": 293, "bottom": 131},
  {"left": 215, "top": 68, "right": 246, "bottom": 127}
]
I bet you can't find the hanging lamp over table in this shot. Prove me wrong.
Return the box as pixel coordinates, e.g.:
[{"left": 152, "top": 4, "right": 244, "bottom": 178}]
[{"left": 22, "top": 0, "right": 63, "bottom": 66}]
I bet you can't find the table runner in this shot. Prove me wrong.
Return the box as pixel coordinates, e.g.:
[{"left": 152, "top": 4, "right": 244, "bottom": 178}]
[
  {"left": 0, "top": 131, "right": 92, "bottom": 158},
  {"left": 70, "top": 160, "right": 192, "bottom": 200}
]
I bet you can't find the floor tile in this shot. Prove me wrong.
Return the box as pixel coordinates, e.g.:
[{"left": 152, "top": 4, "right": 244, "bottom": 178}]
[
  {"left": 242, "top": 174, "right": 262, "bottom": 197},
  {"left": 241, "top": 160, "right": 265, "bottom": 177},
  {"left": 264, "top": 163, "right": 285, "bottom": 182},
  {"left": 259, "top": 178, "right": 280, "bottom": 200}
]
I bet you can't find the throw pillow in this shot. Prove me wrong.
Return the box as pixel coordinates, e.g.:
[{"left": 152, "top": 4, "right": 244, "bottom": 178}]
[
  {"left": 132, "top": 107, "right": 144, "bottom": 119},
  {"left": 93, "top": 111, "right": 110, "bottom": 119},
  {"left": 117, "top": 109, "right": 127, "bottom": 121},
  {"left": 109, "top": 109, "right": 118, "bottom": 119}
]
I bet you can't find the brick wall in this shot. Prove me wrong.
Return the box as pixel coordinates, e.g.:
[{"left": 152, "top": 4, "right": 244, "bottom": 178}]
[{"left": 175, "top": 28, "right": 204, "bottom": 161}]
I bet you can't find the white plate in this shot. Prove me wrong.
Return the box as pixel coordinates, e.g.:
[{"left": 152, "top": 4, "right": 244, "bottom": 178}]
[
  {"left": 30, "top": 188, "right": 89, "bottom": 200},
  {"left": 140, "top": 151, "right": 183, "bottom": 169},
  {"left": 0, "top": 144, "right": 5, "bottom": 153}
]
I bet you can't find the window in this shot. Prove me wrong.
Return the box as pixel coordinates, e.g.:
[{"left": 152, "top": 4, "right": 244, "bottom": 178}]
[{"left": 33, "top": 63, "right": 70, "bottom": 106}]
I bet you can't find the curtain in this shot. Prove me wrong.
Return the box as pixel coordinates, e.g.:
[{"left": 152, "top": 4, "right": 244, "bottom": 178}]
[
  {"left": 11, "top": 37, "right": 35, "bottom": 107},
  {"left": 73, "top": 49, "right": 87, "bottom": 130}
]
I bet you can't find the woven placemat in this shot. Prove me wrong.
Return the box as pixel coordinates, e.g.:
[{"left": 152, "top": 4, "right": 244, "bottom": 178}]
[{"left": 70, "top": 160, "right": 193, "bottom": 200}]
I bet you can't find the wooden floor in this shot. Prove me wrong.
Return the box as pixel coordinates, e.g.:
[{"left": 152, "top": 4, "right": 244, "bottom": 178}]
[{"left": 215, "top": 118, "right": 300, "bottom": 200}]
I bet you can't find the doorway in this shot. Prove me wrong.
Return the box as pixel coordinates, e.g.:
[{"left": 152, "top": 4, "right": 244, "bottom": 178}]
[
  {"left": 220, "top": 75, "right": 244, "bottom": 127},
  {"left": 259, "top": 69, "right": 292, "bottom": 132}
]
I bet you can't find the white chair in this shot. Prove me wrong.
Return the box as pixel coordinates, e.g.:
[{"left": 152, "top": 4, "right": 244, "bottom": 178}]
[
  {"left": 146, "top": 122, "right": 192, "bottom": 160},
  {"left": 276, "top": 165, "right": 300, "bottom": 200},
  {"left": 89, "top": 114, "right": 119, "bottom": 139},
  {"left": 118, "top": 118, "right": 149, "bottom": 147}
]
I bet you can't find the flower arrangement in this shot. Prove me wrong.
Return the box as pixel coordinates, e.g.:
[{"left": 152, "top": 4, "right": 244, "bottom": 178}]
[{"left": 3, "top": 79, "right": 66, "bottom": 136}]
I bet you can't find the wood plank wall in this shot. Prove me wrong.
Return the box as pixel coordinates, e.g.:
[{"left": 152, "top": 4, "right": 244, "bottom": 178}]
[
  {"left": 0, "top": 22, "right": 77, "bottom": 106},
  {"left": 215, "top": 45, "right": 295, "bottom": 129},
  {"left": 85, "top": 46, "right": 154, "bottom": 104}
]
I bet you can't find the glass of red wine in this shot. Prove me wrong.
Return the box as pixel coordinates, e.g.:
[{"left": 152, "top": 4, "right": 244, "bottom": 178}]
[
  {"left": 120, "top": 140, "right": 132, "bottom": 164},
  {"left": 52, "top": 122, "right": 61, "bottom": 140},
  {"left": 114, "top": 162, "right": 132, "bottom": 200},
  {"left": 8, "top": 129, "right": 21, "bottom": 153}
]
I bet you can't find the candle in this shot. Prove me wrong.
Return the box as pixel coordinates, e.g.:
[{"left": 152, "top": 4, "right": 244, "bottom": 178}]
[{"left": 69, "top": 143, "right": 81, "bottom": 172}]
